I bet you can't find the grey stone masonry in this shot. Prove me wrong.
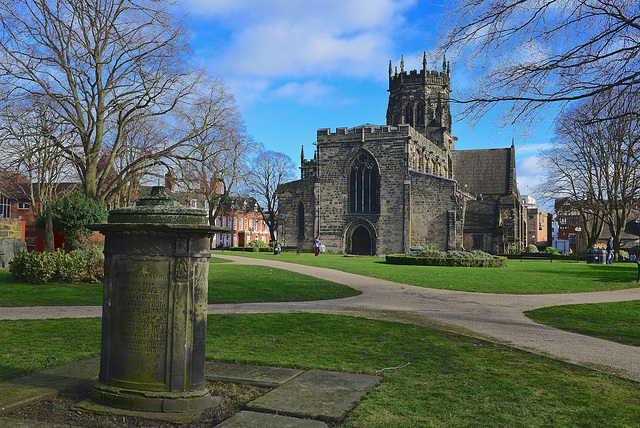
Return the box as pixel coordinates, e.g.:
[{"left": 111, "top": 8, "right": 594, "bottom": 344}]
[{"left": 276, "top": 55, "right": 525, "bottom": 255}]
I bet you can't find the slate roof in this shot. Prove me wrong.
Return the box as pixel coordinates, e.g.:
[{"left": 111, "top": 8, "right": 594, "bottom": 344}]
[
  {"left": 463, "top": 199, "right": 499, "bottom": 232},
  {"left": 452, "top": 146, "right": 516, "bottom": 197}
]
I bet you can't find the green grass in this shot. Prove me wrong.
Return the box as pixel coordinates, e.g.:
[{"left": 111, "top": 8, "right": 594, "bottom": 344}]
[
  {"left": 209, "top": 264, "right": 360, "bottom": 303},
  {"left": 0, "top": 270, "right": 103, "bottom": 307},
  {"left": 526, "top": 300, "right": 640, "bottom": 347},
  {"left": 207, "top": 313, "right": 640, "bottom": 427},
  {"left": 2, "top": 314, "right": 638, "bottom": 426},
  {"left": 0, "top": 262, "right": 359, "bottom": 306},
  {"left": 219, "top": 251, "right": 640, "bottom": 294},
  {"left": 0, "top": 318, "right": 102, "bottom": 379}
]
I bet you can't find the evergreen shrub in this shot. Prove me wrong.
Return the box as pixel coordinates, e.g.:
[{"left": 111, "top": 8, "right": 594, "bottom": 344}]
[{"left": 9, "top": 248, "right": 104, "bottom": 284}]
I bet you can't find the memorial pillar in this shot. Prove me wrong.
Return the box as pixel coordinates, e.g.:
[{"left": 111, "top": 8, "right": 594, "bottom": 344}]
[{"left": 88, "top": 186, "right": 223, "bottom": 415}]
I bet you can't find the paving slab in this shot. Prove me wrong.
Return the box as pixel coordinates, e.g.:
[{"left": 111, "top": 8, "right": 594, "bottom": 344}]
[
  {"left": 214, "top": 411, "right": 328, "bottom": 428},
  {"left": 0, "top": 357, "right": 99, "bottom": 415},
  {"left": 246, "top": 369, "right": 381, "bottom": 423},
  {"left": 205, "top": 362, "right": 303, "bottom": 388}
]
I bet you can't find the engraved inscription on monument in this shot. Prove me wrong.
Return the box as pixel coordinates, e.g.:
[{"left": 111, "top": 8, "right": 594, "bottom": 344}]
[{"left": 111, "top": 258, "right": 170, "bottom": 385}]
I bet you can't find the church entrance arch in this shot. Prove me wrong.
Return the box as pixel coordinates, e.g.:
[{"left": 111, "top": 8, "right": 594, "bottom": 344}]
[
  {"left": 352, "top": 226, "right": 372, "bottom": 255},
  {"left": 345, "top": 221, "right": 376, "bottom": 256}
]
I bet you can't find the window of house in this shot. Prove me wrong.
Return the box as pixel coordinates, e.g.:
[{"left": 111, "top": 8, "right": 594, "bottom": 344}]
[
  {"left": 17, "top": 202, "right": 30, "bottom": 210},
  {"left": 0, "top": 196, "right": 10, "bottom": 218},
  {"left": 233, "top": 218, "right": 237, "bottom": 229},
  {"left": 349, "top": 152, "right": 379, "bottom": 213}
]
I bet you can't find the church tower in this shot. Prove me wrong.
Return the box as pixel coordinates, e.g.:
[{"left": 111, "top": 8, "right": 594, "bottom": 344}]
[{"left": 386, "top": 53, "right": 453, "bottom": 150}]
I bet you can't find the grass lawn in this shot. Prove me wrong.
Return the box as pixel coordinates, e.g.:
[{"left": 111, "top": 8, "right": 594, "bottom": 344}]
[
  {"left": 0, "top": 270, "right": 103, "bottom": 307},
  {"left": 526, "top": 300, "right": 640, "bottom": 347},
  {"left": 209, "top": 264, "right": 360, "bottom": 303},
  {"left": 0, "top": 263, "right": 358, "bottom": 307},
  {"left": 1, "top": 314, "right": 639, "bottom": 426},
  {"left": 218, "top": 251, "right": 640, "bottom": 294}
]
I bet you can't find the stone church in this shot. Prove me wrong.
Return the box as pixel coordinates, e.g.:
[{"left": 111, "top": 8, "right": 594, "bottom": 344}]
[{"left": 277, "top": 54, "right": 526, "bottom": 255}]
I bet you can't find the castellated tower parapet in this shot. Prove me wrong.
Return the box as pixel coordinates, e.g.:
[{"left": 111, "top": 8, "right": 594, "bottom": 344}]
[
  {"left": 386, "top": 53, "right": 453, "bottom": 144},
  {"left": 388, "top": 53, "right": 450, "bottom": 92}
]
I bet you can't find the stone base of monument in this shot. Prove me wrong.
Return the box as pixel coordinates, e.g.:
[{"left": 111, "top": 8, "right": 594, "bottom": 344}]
[{"left": 74, "top": 392, "right": 221, "bottom": 424}]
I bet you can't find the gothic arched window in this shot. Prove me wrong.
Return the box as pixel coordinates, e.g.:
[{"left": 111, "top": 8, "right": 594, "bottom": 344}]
[
  {"left": 416, "top": 102, "right": 425, "bottom": 127},
  {"left": 349, "top": 152, "right": 379, "bottom": 213},
  {"left": 404, "top": 103, "right": 414, "bottom": 127},
  {"left": 297, "top": 202, "right": 305, "bottom": 239}
]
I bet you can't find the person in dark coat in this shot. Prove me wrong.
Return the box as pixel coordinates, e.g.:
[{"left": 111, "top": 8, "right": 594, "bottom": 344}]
[{"left": 606, "top": 237, "right": 614, "bottom": 264}]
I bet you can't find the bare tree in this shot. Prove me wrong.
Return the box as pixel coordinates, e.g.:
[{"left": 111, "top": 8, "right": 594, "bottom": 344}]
[
  {"left": 438, "top": 0, "right": 640, "bottom": 125},
  {"left": 0, "top": 101, "right": 74, "bottom": 217},
  {"left": 172, "top": 81, "right": 253, "bottom": 225},
  {"left": 539, "top": 90, "right": 640, "bottom": 256},
  {"left": 245, "top": 149, "right": 296, "bottom": 243},
  {"left": 0, "top": 0, "right": 214, "bottom": 203}
]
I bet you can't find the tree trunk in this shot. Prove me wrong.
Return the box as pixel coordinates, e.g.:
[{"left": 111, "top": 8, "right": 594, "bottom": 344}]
[{"left": 44, "top": 204, "right": 55, "bottom": 252}]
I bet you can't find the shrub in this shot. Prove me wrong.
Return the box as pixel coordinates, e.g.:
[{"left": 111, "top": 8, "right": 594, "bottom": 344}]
[
  {"left": 526, "top": 244, "right": 539, "bottom": 253},
  {"left": 9, "top": 248, "right": 104, "bottom": 284},
  {"left": 248, "top": 239, "right": 269, "bottom": 251},
  {"left": 386, "top": 254, "right": 507, "bottom": 267},
  {"left": 542, "top": 246, "right": 560, "bottom": 255},
  {"left": 50, "top": 191, "right": 107, "bottom": 250},
  {"left": 389, "top": 249, "right": 504, "bottom": 267}
]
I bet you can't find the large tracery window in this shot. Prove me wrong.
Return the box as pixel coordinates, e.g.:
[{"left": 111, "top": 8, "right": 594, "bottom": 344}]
[{"left": 349, "top": 152, "right": 379, "bottom": 213}]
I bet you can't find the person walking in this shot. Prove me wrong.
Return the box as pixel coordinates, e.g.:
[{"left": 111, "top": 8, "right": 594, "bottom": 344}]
[
  {"left": 314, "top": 236, "right": 321, "bottom": 256},
  {"left": 606, "top": 237, "right": 614, "bottom": 264}
]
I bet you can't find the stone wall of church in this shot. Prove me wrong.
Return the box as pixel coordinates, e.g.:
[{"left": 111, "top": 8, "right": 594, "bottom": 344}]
[
  {"left": 409, "top": 171, "right": 464, "bottom": 251},
  {"left": 276, "top": 178, "right": 316, "bottom": 250},
  {"left": 315, "top": 126, "right": 415, "bottom": 255}
]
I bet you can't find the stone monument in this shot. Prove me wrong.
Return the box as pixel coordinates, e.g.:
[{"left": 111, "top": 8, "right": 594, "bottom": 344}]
[{"left": 88, "top": 186, "right": 223, "bottom": 417}]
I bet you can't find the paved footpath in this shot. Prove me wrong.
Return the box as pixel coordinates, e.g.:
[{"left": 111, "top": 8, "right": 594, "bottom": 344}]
[{"left": 2, "top": 255, "right": 640, "bottom": 382}]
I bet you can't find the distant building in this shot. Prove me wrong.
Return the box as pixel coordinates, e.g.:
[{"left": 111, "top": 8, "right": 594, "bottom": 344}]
[
  {"left": 522, "top": 196, "right": 552, "bottom": 249},
  {"left": 211, "top": 196, "right": 269, "bottom": 248}
]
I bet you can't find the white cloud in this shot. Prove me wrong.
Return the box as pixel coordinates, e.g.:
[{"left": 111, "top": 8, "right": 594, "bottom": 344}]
[
  {"left": 187, "top": 0, "right": 415, "bottom": 79},
  {"left": 271, "top": 81, "right": 335, "bottom": 105},
  {"left": 518, "top": 154, "right": 543, "bottom": 176}
]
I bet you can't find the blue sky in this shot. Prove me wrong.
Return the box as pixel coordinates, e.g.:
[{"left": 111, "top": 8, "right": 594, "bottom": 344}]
[{"left": 183, "top": 0, "right": 554, "bottom": 205}]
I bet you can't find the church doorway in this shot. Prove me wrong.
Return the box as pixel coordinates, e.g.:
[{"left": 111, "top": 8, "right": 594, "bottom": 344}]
[{"left": 351, "top": 226, "right": 372, "bottom": 255}]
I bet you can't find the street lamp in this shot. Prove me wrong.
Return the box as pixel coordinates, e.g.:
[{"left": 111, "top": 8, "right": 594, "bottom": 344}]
[{"left": 575, "top": 226, "right": 582, "bottom": 263}]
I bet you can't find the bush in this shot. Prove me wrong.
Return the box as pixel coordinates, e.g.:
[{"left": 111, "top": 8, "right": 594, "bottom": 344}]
[
  {"left": 9, "top": 248, "right": 104, "bottom": 284},
  {"left": 50, "top": 191, "right": 107, "bottom": 250},
  {"left": 386, "top": 254, "right": 507, "bottom": 267},
  {"left": 389, "top": 249, "right": 504, "bottom": 267},
  {"left": 526, "top": 244, "right": 539, "bottom": 253},
  {"left": 542, "top": 246, "right": 560, "bottom": 255},
  {"left": 247, "top": 239, "right": 269, "bottom": 252}
]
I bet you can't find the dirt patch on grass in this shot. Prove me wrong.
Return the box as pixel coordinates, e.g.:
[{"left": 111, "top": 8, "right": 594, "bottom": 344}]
[{"left": 5, "top": 381, "right": 267, "bottom": 427}]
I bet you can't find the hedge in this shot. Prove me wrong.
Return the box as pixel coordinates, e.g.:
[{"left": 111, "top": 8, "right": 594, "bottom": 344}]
[
  {"left": 220, "top": 246, "right": 273, "bottom": 252},
  {"left": 386, "top": 254, "right": 507, "bottom": 267}
]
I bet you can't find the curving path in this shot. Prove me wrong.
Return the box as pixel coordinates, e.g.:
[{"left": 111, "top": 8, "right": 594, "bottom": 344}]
[
  {"left": 2, "top": 254, "right": 639, "bottom": 382},
  {"left": 205, "top": 255, "right": 640, "bottom": 382}
]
